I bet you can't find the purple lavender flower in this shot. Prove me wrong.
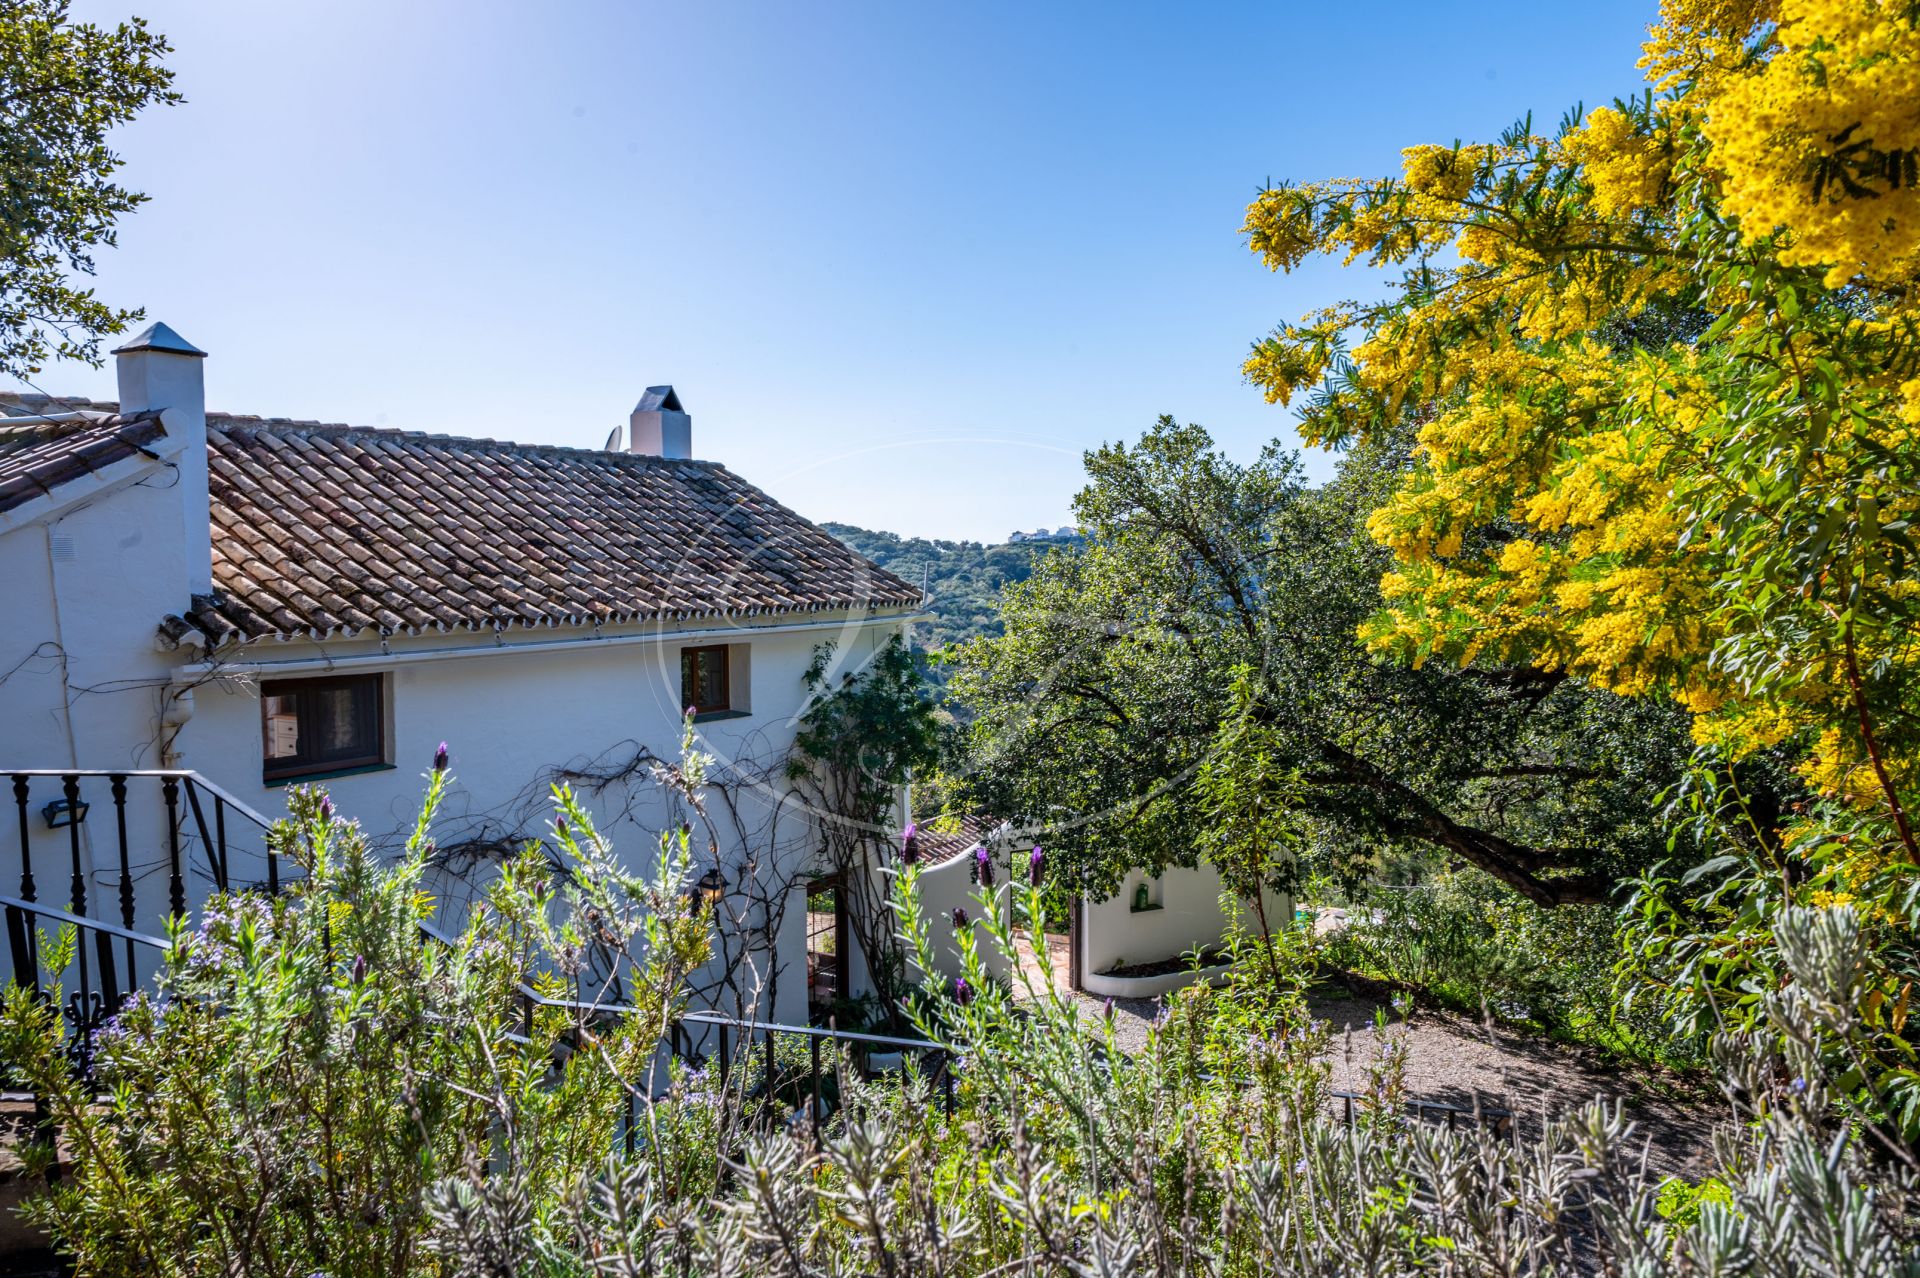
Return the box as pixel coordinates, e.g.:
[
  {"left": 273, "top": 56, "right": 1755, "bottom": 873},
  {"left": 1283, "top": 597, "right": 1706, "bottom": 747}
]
[
  {"left": 901, "top": 821, "right": 920, "bottom": 865},
  {"left": 950, "top": 906, "right": 969, "bottom": 929},
  {"left": 1028, "top": 844, "right": 1045, "bottom": 886},
  {"left": 953, "top": 976, "right": 974, "bottom": 1006},
  {"left": 1103, "top": 996, "right": 1115, "bottom": 1021},
  {"left": 91, "top": 1012, "right": 126, "bottom": 1051},
  {"left": 433, "top": 741, "right": 449, "bottom": 772},
  {"left": 973, "top": 845, "right": 994, "bottom": 889},
  {"left": 351, "top": 954, "right": 367, "bottom": 986},
  {"left": 318, "top": 797, "right": 333, "bottom": 824}
]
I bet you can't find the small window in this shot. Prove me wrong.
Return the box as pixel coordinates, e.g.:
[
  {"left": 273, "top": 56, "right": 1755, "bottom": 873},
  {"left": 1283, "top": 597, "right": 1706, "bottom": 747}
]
[
  {"left": 680, "top": 645, "right": 731, "bottom": 717},
  {"left": 261, "top": 674, "right": 385, "bottom": 781}
]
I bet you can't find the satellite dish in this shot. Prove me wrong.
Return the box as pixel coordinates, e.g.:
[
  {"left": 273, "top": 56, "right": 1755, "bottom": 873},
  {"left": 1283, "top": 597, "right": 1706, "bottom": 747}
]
[{"left": 603, "top": 424, "right": 623, "bottom": 452}]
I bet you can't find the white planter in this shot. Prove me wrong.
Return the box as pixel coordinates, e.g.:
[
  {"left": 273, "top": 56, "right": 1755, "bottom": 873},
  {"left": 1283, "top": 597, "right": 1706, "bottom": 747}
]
[{"left": 1081, "top": 961, "right": 1235, "bottom": 1000}]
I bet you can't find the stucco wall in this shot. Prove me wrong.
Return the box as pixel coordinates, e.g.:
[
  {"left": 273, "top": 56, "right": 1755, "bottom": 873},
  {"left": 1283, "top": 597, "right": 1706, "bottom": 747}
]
[
  {"left": 0, "top": 440, "right": 199, "bottom": 949},
  {"left": 177, "top": 615, "right": 903, "bottom": 1021},
  {"left": 906, "top": 839, "right": 1014, "bottom": 986},
  {"left": 0, "top": 459, "right": 908, "bottom": 1025},
  {"left": 1081, "top": 863, "right": 1292, "bottom": 977}
]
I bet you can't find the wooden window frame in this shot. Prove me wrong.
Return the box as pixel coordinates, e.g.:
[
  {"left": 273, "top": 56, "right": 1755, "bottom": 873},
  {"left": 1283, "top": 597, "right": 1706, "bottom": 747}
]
[
  {"left": 680, "top": 644, "right": 732, "bottom": 717},
  {"left": 260, "top": 673, "right": 386, "bottom": 782}
]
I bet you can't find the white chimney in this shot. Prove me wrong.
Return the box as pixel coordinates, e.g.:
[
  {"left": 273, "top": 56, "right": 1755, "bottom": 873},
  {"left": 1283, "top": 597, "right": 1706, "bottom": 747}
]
[
  {"left": 629, "top": 385, "right": 691, "bottom": 459},
  {"left": 113, "top": 322, "right": 212, "bottom": 597}
]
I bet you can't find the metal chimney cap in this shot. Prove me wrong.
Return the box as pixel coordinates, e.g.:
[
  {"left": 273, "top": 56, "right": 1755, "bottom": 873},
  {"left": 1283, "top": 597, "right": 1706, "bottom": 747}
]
[
  {"left": 110, "top": 321, "right": 207, "bottom": 358},
  {"left": 634, "top": 385, "right": 683, "bottom": 413}
]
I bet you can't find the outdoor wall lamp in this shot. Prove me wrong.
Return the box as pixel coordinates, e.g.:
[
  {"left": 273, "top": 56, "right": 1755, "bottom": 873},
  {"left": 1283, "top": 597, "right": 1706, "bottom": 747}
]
[
  {"left": 42, "top": 798, "right": 88, "bottom": 830},
  {"left": 692, "top": 866, "right": 726, "bottom": 910}
]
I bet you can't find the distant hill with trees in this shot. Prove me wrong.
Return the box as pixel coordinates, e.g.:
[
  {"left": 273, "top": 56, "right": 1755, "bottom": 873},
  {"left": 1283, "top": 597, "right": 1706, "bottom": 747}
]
[{"left": 823, "top": 523, "right": 1070, "bottom": 651}]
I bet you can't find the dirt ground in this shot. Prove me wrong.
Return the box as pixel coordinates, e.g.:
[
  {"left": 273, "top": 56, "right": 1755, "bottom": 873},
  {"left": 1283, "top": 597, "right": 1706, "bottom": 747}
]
[{"left": 1010, "top": 932, "right": 1723, "bottom": 1178}]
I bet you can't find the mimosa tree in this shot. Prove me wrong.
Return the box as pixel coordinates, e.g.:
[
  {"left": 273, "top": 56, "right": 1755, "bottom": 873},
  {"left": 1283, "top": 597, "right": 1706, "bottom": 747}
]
[{"left": 1244, "top": 0, "right": 1919, "bottom": 1120}]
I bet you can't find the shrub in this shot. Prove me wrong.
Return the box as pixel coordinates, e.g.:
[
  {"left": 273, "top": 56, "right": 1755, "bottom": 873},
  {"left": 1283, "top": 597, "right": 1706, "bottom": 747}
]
[
  {"left": 4, "top": 782, "right": 1916, "bottom": 1275},
  {"left": 1324, "top": 869, "right": 1701, "bottom": 1064},
  {"left": 0, "top": 770, "right": 707, "bottom": 1275}
]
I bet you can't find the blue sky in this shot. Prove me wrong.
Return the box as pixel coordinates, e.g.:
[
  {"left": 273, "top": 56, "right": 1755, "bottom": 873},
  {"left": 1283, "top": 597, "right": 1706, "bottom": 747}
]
[{"left": 49, "top": 0, "right": 1659, "bottom": 543}]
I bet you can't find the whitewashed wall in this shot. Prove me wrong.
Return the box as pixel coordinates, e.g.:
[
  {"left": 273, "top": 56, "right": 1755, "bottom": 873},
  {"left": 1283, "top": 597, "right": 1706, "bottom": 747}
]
[
  {"left": 905, "top": 839, "right": 1014, "bottom": 986},
  {"left": 0, "top": 415, "right": 909, "bottom": 1026},
  {"left": 181, "top": 615, "right": 904, "bottom": 1023},
  {"left": 1081, "top": 863, "right": 1292, "bottom": 978},
  {"left": 0, "top": 430, "right": 199, "bottom": 948}
]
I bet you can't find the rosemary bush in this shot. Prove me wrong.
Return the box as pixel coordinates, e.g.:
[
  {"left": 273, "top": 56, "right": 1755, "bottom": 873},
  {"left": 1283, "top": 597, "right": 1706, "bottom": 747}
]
[
  {"left": 0, "top": 767, "right": 709, "bottom": 1275},
  {"left": 4, "top": 777, "right": 1916, "bottom": 1275}
]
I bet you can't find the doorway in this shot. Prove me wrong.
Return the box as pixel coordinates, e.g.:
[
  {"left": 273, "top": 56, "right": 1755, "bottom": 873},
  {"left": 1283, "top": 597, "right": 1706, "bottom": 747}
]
[{"left": 804, "top": 874, "right": 848, "bottom": 1024}]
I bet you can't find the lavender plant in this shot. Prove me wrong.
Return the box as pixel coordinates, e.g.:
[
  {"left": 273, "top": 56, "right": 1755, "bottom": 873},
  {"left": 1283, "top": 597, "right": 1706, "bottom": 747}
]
[
  {"left": 522, "top": 871, "right": 1920, "bottom": 1276},
  {"left": 6, "top": 772, "right": 1918, "bottom": 1275},
  {"left": 0, "top": 758, "right": 709, "bottom": 1276}
]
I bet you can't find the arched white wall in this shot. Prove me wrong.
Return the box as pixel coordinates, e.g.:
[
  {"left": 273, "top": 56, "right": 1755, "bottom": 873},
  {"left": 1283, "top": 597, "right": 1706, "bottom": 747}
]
[
  {"left": 904, "top": 840, "right": 1014, "bottom": 987},
  {"left": 1081, "top": 863, "right": 1292, "bottom": 980}
]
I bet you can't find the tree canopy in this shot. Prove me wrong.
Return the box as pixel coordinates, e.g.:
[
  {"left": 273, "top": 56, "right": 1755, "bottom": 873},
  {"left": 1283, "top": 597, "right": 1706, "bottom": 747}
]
[
  {"left": 1240, "top": 0, "right": 1920, "bottom": 1115},
  {"left": 0, "top": 0, "right": 177, "bottom": 378},
  {"left": 949, "top": 417, "right": 1702, "bottom": 905}
]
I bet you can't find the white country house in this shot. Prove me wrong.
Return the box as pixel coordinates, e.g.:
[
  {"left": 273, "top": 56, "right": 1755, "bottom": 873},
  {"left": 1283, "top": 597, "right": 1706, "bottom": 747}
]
[{"left": 0, "top": 323, "right": 931, "bottom": 1027}]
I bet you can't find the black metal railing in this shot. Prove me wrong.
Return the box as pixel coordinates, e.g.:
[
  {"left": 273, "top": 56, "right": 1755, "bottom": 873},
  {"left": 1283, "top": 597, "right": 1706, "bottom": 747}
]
[
  {"left": 0, "top": 775, "right": 1506, "bottom": 1144},
  {"left": 5, "top": 770, "right": 277, "bottom": 1058},
  {"left": 0, "top": 893, "right": 172, "bottom": 1079},
  {"left": 670, "top": 1010, "right": 956, "bottom": 1122},
  {"left": 7, "top": 769, "right": 279, "bottom": 919}
]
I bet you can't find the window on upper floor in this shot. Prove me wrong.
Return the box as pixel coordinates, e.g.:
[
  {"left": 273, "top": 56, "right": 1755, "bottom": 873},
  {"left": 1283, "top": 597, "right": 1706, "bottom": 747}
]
[
  {"left": 261, "top": 673, "right": 387, "bottom": 782},
  {"left": 680, "top": 643, "right": 749, "bottom": 720}
]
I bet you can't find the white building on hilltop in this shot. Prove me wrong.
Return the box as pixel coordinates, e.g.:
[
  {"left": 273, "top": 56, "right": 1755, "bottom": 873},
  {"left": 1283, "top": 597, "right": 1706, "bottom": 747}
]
[{"left": 0, "top": 324, "right": 928, "bottom": 1026}]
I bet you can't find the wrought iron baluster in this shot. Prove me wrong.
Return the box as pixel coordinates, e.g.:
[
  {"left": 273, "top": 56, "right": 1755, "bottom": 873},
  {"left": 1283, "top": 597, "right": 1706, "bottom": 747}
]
[
  {"left": 11, "top": 776, "right": 35, "bottom": 977},
  {"left": 63, "top": 775, "right": 91, "bottom": 1004},
  {"left": 161, "top": 775, "right": 184, "bottom": 919},
  {"left": 11, "top": 775, "right": 33, "bottom": 905},
  {"left": 6, "top": 904, "right": 36, "bottom": 997},
  {"left": 183, "top": 780, "right": 218, "bottom": 899},
  {"left": 213, "top": 796, "right": 229, "bottom": 892},
  {"left": 110, "top": 775, "right": 136, "bottom": 990},
  {"left": 84, "top": 922, "right": 123, "bottom": 1084}
]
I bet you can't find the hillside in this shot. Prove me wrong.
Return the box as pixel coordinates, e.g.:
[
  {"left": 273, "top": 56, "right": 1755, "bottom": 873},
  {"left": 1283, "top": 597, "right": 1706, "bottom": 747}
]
[{"left": 823, "top": 523, "right": 1073, "bottom": 651}]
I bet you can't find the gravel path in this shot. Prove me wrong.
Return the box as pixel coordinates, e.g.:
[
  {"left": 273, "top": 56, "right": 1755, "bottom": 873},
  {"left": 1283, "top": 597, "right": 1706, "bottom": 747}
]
[{"left": 1012, "top": 934, "right": 1723, "bottom": 1178}]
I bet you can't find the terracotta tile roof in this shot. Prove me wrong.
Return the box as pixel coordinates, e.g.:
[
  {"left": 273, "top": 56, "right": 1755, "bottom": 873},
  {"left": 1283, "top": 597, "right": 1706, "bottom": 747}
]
[
  {"left": 0, "top": 410, "right": 168, "bottom": 515},
  {"left": 0, "top": 394, "right": 922, "bottom": 645},
  {"left": 915, "top": 814, "right": 1008, "bottom": 867}
]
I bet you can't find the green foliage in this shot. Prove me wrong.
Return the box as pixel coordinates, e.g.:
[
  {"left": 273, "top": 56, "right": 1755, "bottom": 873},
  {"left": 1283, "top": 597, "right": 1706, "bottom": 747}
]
[
  {"left": 0, "top": 0, "right": 180, "bottom": 376},
  {"left": 1622, "top": 765, "right": 1920, "bottom": 1132},
  {"left": 1656, "top": 1176, "right": 1735, "bottom": 1236},
  {"left": 791, "top": 634, "right": 941, "bottom": 820},
  {"left": 7, "top": 780, "right": 1919, "bottom": 1274},
  {"left": 950, "top": 415, "right": 1706, "bottom": 905},
  {"left": 822, "top": 522, "right": 1057, "bottom": 652},
  {"left": 789, "top": 633, "right": 942, "bottom": 1029},
  {"left": 1195, "top": 666, "right": 1308, "bottom": 900},
  {"left": 1325, "top": 869, "right": 1699, "bottom": 1065},
  {"left": 0, "top": 767, "right": 709, "bottom": 1275}
]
